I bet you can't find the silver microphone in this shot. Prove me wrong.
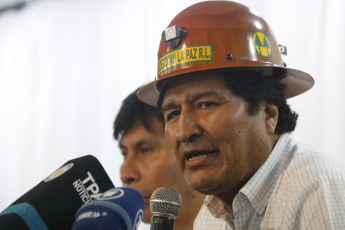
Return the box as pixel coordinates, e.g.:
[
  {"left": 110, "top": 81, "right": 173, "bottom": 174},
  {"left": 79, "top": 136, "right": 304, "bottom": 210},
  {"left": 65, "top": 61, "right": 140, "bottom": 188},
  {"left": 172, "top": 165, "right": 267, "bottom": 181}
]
[{"left": 149, "top": 187, "right": 182, "bottom": 230}]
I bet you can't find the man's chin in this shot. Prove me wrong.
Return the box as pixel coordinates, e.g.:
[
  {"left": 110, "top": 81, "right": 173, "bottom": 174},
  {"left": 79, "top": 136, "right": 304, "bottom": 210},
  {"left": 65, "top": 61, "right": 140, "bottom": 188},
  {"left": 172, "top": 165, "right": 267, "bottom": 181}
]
[{"left": 188, "top": 176, "right": 218, "bottom": 195}]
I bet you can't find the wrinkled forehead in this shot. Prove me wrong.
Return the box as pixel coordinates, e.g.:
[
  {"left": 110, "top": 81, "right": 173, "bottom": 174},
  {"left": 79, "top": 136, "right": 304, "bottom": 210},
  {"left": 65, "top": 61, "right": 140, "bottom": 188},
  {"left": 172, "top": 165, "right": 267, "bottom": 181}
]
[{"left": 158, "top": 71, "right": 227, "bottom": 108}]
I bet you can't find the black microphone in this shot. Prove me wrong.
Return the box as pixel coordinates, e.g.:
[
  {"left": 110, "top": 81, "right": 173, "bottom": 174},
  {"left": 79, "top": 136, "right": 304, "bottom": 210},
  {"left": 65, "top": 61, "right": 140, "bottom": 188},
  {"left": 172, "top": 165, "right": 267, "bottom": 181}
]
[
  {"left": 72, "top": 187, "right": 145, "bottom": 230},
  {"left": 149, "top": 187, "right": 182, "bottom": 230},
  {"left": 0, "top": 155, "right": 114, "bottom": 230}
]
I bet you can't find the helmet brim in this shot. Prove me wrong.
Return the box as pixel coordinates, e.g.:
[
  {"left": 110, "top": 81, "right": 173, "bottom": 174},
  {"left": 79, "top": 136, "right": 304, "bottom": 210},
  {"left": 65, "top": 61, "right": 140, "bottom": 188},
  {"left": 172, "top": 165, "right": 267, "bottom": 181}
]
[{"left": 137, "top": 66, "right": 314, "bottom": 108}]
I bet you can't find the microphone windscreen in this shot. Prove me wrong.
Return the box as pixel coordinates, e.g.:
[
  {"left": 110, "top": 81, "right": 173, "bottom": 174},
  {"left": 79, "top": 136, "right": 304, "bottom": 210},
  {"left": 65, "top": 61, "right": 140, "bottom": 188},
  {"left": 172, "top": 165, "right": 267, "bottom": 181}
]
[
  {"left": 150, "top": 187, "right": 182, "bottom": 218},
  {"left": 72, "top": 187, "right": 145, "bottom": 230},
  {"left": 0, "top": 155, "right": 114, "bottom": 230}
]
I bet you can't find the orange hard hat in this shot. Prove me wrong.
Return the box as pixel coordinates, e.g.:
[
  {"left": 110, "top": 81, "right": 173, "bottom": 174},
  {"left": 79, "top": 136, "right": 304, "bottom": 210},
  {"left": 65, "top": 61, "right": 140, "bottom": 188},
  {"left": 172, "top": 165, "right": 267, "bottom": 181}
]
[{"left": 138, "top": 1, "right": 314, "bottom": 107}]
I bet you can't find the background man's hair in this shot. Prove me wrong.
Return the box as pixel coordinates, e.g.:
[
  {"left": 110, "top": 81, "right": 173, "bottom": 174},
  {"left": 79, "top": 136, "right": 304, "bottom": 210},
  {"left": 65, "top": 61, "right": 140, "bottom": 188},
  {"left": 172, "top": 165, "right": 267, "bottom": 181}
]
[{"left": 113, "top": 86, "right": 164, "bottom": 140}]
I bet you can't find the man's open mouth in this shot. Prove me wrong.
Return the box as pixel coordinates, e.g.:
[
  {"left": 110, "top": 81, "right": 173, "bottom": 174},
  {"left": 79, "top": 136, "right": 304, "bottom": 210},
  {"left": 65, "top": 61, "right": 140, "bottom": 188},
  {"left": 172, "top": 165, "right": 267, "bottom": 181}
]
[{"left": 186, "top": 151, "right": 217, "bottom": 161}]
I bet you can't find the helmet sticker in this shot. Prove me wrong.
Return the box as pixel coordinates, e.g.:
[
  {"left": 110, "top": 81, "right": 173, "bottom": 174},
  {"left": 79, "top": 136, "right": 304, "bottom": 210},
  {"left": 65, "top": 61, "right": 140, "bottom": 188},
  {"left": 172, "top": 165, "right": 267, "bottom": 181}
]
[
  {"left": 253, "top": 32, "right": 271, "bottom": 57},
  {"left": 157, "top": 44, "right": 213, "bottom": 76}
]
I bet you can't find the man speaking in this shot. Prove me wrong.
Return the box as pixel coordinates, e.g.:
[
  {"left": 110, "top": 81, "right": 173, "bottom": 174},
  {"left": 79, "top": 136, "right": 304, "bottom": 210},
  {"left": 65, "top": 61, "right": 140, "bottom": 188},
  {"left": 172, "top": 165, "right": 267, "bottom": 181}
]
[{"left": 137, "top": 1, "right": 345, "bottom": 229}]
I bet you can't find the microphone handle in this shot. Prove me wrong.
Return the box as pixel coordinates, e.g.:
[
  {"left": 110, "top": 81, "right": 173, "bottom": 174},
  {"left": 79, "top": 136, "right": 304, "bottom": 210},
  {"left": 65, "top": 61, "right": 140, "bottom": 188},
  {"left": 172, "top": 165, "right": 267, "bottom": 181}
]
[{"left": 150, "top": 216, "right": 175, "bottom": 230}]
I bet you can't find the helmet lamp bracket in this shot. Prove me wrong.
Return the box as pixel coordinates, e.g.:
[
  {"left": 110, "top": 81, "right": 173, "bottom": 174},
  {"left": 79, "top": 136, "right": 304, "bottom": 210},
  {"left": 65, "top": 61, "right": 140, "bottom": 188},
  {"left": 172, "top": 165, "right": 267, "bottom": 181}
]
[{"left": 161, "top": 25, "right": 187, "bottom": 49}]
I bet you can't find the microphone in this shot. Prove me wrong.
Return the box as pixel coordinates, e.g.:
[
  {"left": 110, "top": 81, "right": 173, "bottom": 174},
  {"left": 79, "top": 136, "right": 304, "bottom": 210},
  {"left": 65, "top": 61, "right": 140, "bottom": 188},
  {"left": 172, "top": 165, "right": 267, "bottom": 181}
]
[
  {"left": 149, "top": 187, "right": 182, "bottom": 230},
  {"left": 0, "top": 155, "right": 114, "bottom": 230},
  {"left": 72, "top": 187, "right": 145, "bottom": 230}
]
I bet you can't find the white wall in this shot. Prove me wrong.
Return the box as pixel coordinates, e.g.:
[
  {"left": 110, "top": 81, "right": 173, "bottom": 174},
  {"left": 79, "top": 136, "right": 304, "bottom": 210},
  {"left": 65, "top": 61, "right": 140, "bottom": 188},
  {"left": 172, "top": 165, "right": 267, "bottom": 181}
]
[{"left": 0, "top": 0, "right": 344, "bottom": 219}]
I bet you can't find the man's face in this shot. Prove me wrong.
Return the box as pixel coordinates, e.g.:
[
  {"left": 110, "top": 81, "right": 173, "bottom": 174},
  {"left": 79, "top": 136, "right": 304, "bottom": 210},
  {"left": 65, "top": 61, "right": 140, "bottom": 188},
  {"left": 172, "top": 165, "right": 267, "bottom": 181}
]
[
  {"left": 161, "top": 71, "right": 276, "bottom": 201},
  {"left": 119, "top": 118, "right": 190, "bottom": 223}
]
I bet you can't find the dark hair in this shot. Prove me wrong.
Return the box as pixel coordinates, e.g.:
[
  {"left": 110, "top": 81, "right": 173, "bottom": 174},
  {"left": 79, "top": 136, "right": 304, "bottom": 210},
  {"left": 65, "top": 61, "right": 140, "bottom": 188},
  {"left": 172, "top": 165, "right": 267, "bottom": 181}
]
[
  {"left": 113, "top": 86, "right": 164, "bottom": 140},
  {"left": 157, "top": 68, "right": 298, "bottom": 134}
]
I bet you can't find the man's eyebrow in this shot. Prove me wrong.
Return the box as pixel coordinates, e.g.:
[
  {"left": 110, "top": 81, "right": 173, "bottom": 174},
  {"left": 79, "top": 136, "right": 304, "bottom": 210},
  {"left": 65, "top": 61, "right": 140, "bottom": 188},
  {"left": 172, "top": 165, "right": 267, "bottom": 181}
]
[{"left": 161, "top": 90, "right": 222, "bottom": 112}]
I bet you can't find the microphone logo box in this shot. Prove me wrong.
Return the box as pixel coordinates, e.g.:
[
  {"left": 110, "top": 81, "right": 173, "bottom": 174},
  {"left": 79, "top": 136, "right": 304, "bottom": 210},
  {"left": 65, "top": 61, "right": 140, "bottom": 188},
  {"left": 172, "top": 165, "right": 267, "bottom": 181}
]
[{"left": 44, "top": 163, "right": 103, "bottom": 204}]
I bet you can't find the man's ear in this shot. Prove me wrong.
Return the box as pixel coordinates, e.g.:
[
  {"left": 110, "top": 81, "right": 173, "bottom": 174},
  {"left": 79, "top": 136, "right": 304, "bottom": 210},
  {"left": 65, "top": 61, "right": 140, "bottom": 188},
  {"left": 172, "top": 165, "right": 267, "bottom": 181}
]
[{"left": 265, "top": 104, "right": 278, "bottom": 134}]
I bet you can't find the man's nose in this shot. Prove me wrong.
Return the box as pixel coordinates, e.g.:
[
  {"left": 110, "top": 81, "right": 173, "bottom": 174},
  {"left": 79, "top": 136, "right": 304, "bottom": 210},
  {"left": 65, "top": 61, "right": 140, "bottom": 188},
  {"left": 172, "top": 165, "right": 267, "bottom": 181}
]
[
  {"left": 120, "top": 155, "right": 140, "bottom": 186},
  {"left": 175, "top": 109, "right": 202, "bottom": 144}
]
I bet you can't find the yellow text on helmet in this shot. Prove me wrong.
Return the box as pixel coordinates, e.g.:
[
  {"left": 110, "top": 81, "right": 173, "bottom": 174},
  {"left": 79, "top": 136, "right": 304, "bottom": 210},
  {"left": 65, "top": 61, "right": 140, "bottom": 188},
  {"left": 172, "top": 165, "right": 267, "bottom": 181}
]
[{"left": 157, "top": 44, "right": 213, "bottom": 76}]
